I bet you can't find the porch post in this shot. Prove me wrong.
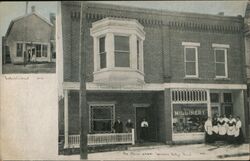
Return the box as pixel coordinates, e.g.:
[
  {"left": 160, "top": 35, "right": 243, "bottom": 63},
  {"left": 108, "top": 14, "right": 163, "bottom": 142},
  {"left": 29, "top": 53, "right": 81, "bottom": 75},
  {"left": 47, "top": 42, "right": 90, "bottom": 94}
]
[
  {"left": 132, "top": 128, "right": 135, "bottom": 145},
  {"left": 206, "top": 89, "right": 211, "bottom": 118},
  {"left": 64, "top": 89, "right": 69, "bottom": 148}
]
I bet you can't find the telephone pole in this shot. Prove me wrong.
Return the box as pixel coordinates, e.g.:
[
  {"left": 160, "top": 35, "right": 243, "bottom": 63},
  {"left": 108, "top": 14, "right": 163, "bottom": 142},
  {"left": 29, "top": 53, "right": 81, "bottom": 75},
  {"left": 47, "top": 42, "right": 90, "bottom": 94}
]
[{"left": 79, "top": 1, "right": 88, "bottom": 159}]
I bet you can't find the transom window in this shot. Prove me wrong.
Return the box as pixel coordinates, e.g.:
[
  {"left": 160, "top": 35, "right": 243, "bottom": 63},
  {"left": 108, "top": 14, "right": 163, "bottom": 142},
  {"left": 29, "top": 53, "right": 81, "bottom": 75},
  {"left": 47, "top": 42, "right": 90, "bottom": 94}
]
[
  {"left": 114, "top": 36, "right": 130, "bottom": 67},
  {"left": 182, "top": 42, "right": 200, "bottom": 78},
  {"left": 16, "top": 43, "right": 23, "bottom": 57},
  {"left": 90, "top": 104, "right": 114, "bottom": 133},
  {"left": 214, "top": 48, "right": 228, "bottom": 78}
]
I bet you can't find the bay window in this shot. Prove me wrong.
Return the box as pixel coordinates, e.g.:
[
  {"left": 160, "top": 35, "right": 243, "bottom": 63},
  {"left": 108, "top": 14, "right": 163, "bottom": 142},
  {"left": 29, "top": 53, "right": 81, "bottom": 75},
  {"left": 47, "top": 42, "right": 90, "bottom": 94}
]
[{"left": 90, "top": 17, "right": 145, "bottom": 84}]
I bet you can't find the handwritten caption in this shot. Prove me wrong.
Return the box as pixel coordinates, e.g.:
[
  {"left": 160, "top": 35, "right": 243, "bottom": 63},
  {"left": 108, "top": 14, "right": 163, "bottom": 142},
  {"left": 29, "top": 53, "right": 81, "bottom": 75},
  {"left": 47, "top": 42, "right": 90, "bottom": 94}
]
[
  {"left": 122, "top": 151, "right": 192, "bottom": 157},
  {"left": 4, "top": 76, "right": 44, "bottom": 80}
]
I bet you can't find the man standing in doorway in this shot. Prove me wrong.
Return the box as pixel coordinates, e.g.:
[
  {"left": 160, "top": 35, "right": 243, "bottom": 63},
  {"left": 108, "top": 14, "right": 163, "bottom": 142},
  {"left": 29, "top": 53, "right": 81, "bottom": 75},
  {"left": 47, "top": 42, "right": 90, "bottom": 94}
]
[{"left": 140, "top": 118, "right": 149, "bottom": 142}]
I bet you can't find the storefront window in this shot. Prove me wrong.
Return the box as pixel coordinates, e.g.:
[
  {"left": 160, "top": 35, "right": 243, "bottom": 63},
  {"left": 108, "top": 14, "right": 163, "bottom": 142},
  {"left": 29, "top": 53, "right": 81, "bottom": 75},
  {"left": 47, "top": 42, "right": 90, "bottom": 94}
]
[{"left": 173, "top": 104, "right": 207, "bottom": 133}]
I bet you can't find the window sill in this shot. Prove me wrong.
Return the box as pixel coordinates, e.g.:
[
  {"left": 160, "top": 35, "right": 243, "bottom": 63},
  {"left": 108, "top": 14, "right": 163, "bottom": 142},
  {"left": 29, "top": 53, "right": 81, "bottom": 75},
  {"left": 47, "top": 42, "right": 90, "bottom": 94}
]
[
  {"left": 184, "top": 77, "right": 200, "bottom": 80},
  {"left": 214, "top": 77, "right": 230, "bottom": 81}
]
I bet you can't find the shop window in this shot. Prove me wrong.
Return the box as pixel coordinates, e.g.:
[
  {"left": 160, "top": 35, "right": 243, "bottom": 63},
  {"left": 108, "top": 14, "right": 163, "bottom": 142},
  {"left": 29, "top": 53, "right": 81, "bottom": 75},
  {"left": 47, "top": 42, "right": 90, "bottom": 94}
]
[
  {"left": 42, "top": 45, "right": 48, "bottom": 57},
  {"left": 99, "top": 37, "right": 106, "bottom": 69},
  {"left": 223, "top": 93, "right": 232, "bottom": 103},
  {"left": 114, "top": 36, "right": 130, "bottom": 67},
  {"left": 172, "top": 104, "right": 207, "bottom": 133},
  {"left": 90, "top": 104, "right": 114, "bottom": 133},
  {"left": 16, "top": 43, "right": 23, "bottom": 57},
  {"left": 35, "top": 44, "right": 41, "bottom": 57},
  {"left": 210, "top": 93, "right": 220, "bottom": 103}
]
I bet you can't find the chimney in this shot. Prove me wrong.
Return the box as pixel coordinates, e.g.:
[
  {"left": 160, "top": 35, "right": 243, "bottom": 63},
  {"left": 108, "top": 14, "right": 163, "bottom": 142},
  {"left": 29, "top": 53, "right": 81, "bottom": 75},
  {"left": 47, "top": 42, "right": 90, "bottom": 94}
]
[
  {"left": 218, "top": 12, "right": 224, "bottom": 16},
  {"left": 31, "top": 6, "right": 35, "bottom": 13}
]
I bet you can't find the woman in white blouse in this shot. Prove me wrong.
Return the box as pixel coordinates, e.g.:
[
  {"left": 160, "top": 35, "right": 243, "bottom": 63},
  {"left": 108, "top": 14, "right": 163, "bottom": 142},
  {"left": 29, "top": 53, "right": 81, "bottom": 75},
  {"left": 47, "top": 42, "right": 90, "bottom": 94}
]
[{"left": 234, "top": 116, "right": 244, "bottom": 144}]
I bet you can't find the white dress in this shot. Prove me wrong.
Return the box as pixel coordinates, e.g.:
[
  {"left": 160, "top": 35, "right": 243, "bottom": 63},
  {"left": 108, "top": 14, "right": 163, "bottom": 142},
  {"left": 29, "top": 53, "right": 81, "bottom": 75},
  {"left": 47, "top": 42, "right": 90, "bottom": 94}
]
[
  {"left": 227, "top": 118, "right": 236, "bottom": 136},
  {"left": 218, "top": 118, "right": 227, "bottom": 135},
  {"left": 204, "top": 120, "right": 213, "bottom": 135},
  {"left": 234, "top": 120, "right": 242, "bottom": 137}
]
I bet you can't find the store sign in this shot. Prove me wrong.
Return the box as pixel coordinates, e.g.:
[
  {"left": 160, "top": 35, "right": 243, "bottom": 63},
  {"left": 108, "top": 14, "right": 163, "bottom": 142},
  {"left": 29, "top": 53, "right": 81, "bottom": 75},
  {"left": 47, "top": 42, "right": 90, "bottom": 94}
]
[{"left": 172, "top": 104, "right": 208, "bottom": 133}]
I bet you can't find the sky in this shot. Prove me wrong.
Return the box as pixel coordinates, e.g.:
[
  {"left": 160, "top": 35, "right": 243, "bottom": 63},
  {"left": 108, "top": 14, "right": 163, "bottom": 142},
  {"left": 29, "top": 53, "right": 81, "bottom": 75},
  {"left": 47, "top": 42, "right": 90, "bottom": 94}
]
[{"left": 0, "top": 1, "right": 248, "bottom": 40}]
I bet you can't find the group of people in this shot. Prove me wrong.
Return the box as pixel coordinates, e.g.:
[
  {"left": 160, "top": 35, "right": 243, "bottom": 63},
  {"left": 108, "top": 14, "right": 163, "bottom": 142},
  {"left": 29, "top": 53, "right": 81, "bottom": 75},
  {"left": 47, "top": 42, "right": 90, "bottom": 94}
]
[
  {"left": 112, "top": 117, "right": 134, "bottom": 133},
  {"left": 112, "top": 117, "right": 149, "bottom": 142},
  {"left": 204, "top": 114, "right": 244, "bottom": 144},
  {"left": 23, "top": 50, "right": 36, "bottom": 66}
]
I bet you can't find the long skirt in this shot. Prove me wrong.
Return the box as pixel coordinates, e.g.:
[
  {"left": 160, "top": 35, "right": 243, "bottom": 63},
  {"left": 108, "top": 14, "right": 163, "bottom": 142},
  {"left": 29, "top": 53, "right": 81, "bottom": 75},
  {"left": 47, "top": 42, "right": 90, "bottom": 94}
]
[
  {"left": 205, "top": 132, "right": 214, "bottom": 143},
  {"left": 226, "top": 134, "right": 235, "bottom": 144},
  {"left": 234, "top": 128, "right": 244, "bottom": 144},
  {"left": 140, "top": 127, "right": 148, "bottom": 141}
]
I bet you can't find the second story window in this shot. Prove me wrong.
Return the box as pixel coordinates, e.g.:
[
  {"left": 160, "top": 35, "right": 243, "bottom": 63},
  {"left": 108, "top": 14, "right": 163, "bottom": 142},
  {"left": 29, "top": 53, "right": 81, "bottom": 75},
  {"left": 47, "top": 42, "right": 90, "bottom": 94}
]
[
  {"left": 182, "top": 42, "right": 200, "bottom": 78},
  {"left": 99, "top": 37, "right": 106, "bottom": 69},
  {"left": 114, "top": 35, "right": 130, "bottom": 67},
  {"left": 212, "top": 44, "right": 229, "bottom": 78}
]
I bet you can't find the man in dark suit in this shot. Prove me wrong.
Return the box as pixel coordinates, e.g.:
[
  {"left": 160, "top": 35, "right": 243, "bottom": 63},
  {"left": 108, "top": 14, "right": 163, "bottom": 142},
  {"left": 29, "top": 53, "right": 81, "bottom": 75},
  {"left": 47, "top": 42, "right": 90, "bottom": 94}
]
[{"left": 113, "top": 117, "right": 123, "bottom": 133}]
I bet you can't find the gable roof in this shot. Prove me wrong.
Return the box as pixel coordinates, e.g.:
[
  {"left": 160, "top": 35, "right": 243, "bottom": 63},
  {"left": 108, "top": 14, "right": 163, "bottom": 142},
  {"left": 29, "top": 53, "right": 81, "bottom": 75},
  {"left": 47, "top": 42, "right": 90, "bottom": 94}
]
[{"left": 5, "top": 11, "right": 54, "bottom": 37}]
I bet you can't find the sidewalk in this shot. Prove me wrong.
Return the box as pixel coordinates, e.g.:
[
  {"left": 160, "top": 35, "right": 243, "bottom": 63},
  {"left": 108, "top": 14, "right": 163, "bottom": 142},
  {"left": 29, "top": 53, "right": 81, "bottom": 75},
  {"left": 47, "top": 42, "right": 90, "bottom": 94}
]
[{"left": 57, "top": 143, "right": 250, "bottom": 160}]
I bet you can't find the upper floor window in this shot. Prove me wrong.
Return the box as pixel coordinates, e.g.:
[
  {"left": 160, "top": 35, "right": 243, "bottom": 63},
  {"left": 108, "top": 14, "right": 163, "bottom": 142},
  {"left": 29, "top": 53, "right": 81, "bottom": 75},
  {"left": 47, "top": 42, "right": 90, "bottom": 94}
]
[
  {"left": 16, "top": 43, "right": 23, "bottom": 57},
  {"left": 182, "top": 42, "right": 200, "bottom": 78},
  {"left": 212, "top": 44, "right": 229, "bottom": 78},
  {"left": 114, "top": 35, "right": 130, "bottom": 67},
  {"left": 99, "top": 37, "right": 106, "bottom": 69}
]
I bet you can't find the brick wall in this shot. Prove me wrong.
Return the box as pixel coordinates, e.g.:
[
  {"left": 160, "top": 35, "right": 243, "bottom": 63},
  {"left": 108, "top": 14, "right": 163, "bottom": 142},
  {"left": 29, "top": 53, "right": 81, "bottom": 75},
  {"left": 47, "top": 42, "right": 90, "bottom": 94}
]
[
  {"left": 67, "top": 91, "right": 162, "bottom": 141},
  {"left": 61, "top": 2, "right": 245, "bottom": 84}
]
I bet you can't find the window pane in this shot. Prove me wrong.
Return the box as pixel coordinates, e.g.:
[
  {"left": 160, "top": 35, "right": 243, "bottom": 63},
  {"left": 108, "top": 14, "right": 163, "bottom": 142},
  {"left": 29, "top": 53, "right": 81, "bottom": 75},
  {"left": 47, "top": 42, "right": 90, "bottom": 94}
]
[
  {"left": 115, "top": 36, "right": 129, "bottom": 51},
  {"left": 99, "top": 37, "right": 105, "bottom": 53},
  {"left": 223, "top": 93, "right": 232, "bottom": 103},
  {"left": 211, "top": 106, "right": 219, "bottom": 117},
  {"left": 172, "top": 104, "right": 207, "bottom": 133},
  {"left": 16, "top": 43, "right": 23, "bottom": 57},
  {"left": 100, "top": 52, "right": 106, "bottom": 69},
  {"left": 185, "top": 48, "right": 196, "bottom": 61},
  {"left": 216, "top": 63, "right": 225, "bottom": 76},
  {"left": 93, "top": 120, "right": 111, "bottom": 132},
  {"left": 93, "top": 107, "right": 111, "bottom": 119},
  {"left": 36, "top": 44, "right": 41, "bottom": 57},
  {"left": 115, "top": 52, "right": 130, "bottom": 67},
  {"left": 186, "top": 62, "right": 196, "bottom": 75},
  {"left": 42, "top": 45, "right": 47, "bottom": 57},
  {"left": 215, "top": 50, "right": 225, "bottom": 62},
  {"left": 210, "top": 93, "right": 219, "bottom": 103}
]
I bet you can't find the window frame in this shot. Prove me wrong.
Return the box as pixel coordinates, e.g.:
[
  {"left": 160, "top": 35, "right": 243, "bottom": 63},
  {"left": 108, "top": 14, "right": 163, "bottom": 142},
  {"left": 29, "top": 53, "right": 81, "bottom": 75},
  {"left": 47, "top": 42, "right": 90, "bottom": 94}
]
[
  {"left": 183, "top": 43, "right": 199, "bottom": 78},
  {"left": 89, "top": 103, "right": 115, "bottom": 133},
  {"left": 214, "top": 48, "right": 228, "bottom": 78}
]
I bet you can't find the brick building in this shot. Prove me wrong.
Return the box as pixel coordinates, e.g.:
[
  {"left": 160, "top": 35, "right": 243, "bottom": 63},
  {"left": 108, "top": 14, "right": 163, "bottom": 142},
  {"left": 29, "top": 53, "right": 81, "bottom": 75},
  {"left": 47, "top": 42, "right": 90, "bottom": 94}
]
[
  {"left": 59, "top": 1, "right": 249, "bottom": 149},
  {"left": 2, "top": 6, "right": 55, "bottom": 64}
]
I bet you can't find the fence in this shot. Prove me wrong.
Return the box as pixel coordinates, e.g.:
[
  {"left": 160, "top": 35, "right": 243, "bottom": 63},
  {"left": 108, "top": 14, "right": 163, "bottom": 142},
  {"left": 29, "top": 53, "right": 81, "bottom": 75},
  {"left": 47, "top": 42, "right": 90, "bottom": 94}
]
[{"left": 68, "top": 129, "right": 135, "bottom": 148}]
